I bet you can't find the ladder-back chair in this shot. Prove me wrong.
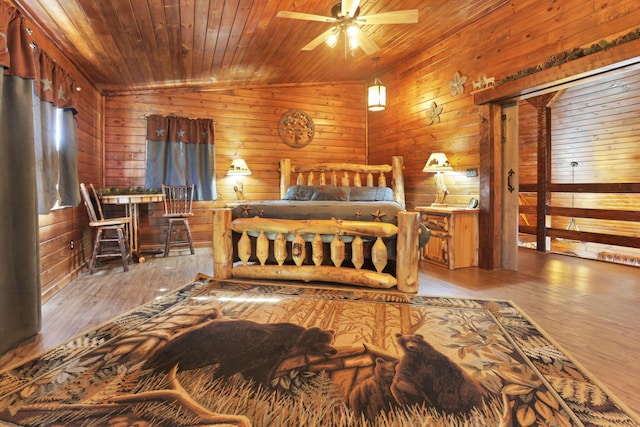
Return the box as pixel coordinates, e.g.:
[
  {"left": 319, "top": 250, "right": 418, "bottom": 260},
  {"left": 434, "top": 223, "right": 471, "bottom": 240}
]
[
  {"left": 79, "top": 183, "right": 131, "bottom": 273},
  {"left": 162, "top": 184, "right": 195, "bottom": 256}
]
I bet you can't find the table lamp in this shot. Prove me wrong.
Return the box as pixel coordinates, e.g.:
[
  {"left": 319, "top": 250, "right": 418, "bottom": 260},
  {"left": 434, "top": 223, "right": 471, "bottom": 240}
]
[
  {"left": 227, "top": 159, "right": 252, "bottom": 200},
  {"left": 423, "top": 153, "right": 453, "bottom": 206}
]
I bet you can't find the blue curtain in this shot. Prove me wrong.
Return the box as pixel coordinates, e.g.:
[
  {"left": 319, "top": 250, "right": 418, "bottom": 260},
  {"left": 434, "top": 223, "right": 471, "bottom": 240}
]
[
  {"left": 0, "top": 73, "right": 41, "bottom": 354},
  {"left": 0, "top": 2, "right": 79, "bottom": 354},
  {"left": 144, "top": 115, "right": 216, "bottom": 200}
]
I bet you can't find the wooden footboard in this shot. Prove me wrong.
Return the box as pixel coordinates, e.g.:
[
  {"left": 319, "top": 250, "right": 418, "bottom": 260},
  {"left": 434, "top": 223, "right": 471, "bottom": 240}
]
[{"left": 213, "top": 209, "right": 420, "bottom": 293}]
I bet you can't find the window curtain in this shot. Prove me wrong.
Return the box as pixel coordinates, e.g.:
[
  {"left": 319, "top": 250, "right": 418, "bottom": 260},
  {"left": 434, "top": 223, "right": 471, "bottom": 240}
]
[
  {"left": 33, "top": 46, "right": 80, "bottom": 212},
  {"left": 144, "top": 114, "right": 216, "bottom": 200},
  {"left": 0, "top": 1, "right": 78, "bottom": 354}
]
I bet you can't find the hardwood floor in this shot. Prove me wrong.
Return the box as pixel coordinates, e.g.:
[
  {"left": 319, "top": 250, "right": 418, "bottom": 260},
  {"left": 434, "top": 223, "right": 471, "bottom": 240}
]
[{"left": 1, "top": 247, "right": 638, "bottom": 417}]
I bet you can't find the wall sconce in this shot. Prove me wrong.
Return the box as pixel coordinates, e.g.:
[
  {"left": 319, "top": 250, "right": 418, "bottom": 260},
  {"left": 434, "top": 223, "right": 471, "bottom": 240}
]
[
  {"left": 368, "top": 57, "right": 386, "bottom": 112},
  {"left": 423, "top": 153, "right": 453, "bottom": 206},
  {"left": 227, "top": 159, "right": 252, "bottom": 201}
]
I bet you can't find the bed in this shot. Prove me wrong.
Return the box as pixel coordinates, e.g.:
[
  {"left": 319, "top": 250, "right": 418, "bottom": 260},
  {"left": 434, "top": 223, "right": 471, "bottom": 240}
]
[{"left": 212, "top": 156, "right": 429, "bottom": 293}]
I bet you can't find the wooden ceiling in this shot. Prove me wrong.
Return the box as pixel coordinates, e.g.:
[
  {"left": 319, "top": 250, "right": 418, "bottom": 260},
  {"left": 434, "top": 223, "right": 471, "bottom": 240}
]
[{"left": 13, "top": 0, "right": 507, "bottom": 94}]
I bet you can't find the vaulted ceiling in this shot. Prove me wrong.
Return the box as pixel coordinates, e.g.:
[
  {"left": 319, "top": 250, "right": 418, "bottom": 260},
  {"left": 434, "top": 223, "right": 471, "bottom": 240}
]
[{"left": 13, "top": 0, "right": 507, "bottom": 94}]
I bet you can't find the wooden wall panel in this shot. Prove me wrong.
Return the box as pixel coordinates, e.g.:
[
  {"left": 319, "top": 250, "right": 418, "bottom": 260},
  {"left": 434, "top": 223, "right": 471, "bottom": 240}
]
[
  {"left": 369, "top": 0, "right": 640, "bottom": 267},
  {"left": 103, "top": 82, "right": 367, "bottom": 248},
  {"left": 547, "top": 69, "right": 640, "bottom": 263}
]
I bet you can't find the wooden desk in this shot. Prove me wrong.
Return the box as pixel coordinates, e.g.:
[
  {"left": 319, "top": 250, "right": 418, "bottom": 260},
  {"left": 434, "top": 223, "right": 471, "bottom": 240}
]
[{"left": 101, "top": 193, "right": 165, "bottom": 255}]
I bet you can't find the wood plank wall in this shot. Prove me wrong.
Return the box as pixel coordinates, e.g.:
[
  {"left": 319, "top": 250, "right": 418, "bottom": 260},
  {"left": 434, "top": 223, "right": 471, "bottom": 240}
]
[
  {"left": 368, "top": 0, "right": 640, "bottom": 210},
  {"left": 519, "top": 69, "right": 640, "bottom": 264},
  {"left": 103, "top": 83, "right": 367, "bottom": 249},
  {"left": 368, "top": 0, "right": 640, "bottom": 268}
]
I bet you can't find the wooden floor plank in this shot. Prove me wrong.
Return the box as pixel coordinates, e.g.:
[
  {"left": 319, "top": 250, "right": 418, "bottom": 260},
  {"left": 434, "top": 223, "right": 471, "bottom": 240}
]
[{"left": 1, "top": 247, "right": 638, "bottom": 416}]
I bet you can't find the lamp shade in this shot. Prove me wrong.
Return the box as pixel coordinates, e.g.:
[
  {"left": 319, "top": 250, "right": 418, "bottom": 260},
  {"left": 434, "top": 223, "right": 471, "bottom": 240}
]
[
  {"left": 227, "top": 159, "right": 252, "bottom": 176},
  {"left": 423, "top": 153, "right": 453, "bottom": 172},
  {"left": 368, "top": 78, "right": 386, "bottom": 111}
]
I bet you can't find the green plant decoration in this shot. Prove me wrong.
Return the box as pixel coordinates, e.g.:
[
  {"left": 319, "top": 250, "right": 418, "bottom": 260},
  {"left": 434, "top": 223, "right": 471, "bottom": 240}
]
[{"left": 499, "top": 28, "right": 640, "bottom": 86}]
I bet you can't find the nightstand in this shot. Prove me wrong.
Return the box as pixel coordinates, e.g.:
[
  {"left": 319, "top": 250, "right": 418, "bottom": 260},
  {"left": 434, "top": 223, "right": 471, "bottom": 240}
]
[{"left": 415, "top": 206, "right": 479, "bottom": 269}]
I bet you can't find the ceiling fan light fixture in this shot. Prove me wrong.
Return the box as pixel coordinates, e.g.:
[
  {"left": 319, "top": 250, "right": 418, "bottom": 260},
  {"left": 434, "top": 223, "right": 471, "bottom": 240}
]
[
  {"left": 326, "top": 31, "right": 340, "bottom": 48},
  {"left": 346, "top": 24, "right": 359, "bottom": 50},
  {"left": 368, "top": 57, "right": 386, "bottom": 112},
  {"left": 277, "top": 1, "right": 418, "bottom": 55}
]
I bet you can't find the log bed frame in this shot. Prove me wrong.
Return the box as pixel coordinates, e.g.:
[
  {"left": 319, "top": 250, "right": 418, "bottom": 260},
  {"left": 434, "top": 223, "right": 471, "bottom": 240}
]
[{"left": 212, "top": 156, "right": 422, "bottom": 293}]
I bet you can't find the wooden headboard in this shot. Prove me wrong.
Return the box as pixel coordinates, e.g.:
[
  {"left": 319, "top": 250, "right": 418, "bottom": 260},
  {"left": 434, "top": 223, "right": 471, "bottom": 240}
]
[{"left": 279, "top": 156, "right": 405, "bottom": 209}]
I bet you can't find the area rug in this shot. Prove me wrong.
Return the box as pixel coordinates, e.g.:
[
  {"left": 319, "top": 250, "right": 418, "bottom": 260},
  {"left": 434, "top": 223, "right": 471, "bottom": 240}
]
[{"left": 0, "top": 276, "right": 638, "bottom": 427}]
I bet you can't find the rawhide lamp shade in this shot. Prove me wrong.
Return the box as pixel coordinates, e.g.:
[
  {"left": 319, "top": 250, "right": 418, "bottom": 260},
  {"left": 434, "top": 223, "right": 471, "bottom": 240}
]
[
  {"left": 227, "top": 159, "right": 251, "bottom": 200},
  {"left": 423, "top": 153, "right": 453, "bottom": 207},
  {"left": 227, "top": 159, "right": 251, "bottom": 176}
]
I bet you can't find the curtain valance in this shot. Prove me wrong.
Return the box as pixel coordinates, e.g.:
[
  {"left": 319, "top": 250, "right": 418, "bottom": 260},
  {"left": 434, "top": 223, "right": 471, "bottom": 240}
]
[
  {"left": 146, "top": 115, "right": 215, "bottom": 144},
  {"left": 1, "top": 1, "right": 77, "bottom": 112}
]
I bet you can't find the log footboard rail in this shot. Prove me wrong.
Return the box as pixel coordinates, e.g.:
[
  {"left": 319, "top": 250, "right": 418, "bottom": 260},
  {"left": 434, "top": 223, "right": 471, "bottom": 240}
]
[{"left": 213, "top": 209, "right": 421, "bottom": 293}]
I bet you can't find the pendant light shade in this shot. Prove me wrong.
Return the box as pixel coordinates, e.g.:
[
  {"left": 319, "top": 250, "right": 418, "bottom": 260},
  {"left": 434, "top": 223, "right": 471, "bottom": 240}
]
[{"left": 368, "top": 57, "right": 386, "bottom": 111}]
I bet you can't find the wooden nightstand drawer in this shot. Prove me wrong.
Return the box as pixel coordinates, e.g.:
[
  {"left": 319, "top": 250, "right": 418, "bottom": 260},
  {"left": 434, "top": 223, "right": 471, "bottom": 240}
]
[{"left": 420, "top": 213, "right": 449, "bottom": 233}]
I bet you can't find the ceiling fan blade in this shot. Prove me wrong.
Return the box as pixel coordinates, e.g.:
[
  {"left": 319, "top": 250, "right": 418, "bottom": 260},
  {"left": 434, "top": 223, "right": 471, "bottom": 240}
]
[
  {"left": 301, "top": 27, "right": 339, "bottom": 51},
  {"left": 357, "top": 30, "right": 381, "bottom": 55},
  {"left": 276, "top": 10, "right": 336, "bottom": 23},
  {"left": 357, "top": 9, "right": 419, "bottom": 25},
  {"left": 341, "top": 0, "right": 361, "bottom": 18}
]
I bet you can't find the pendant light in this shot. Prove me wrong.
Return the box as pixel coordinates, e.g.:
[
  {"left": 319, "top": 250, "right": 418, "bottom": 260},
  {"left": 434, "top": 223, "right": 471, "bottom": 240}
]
[{"left": 368, "top": 57, "right": 386, "bottom": 112}]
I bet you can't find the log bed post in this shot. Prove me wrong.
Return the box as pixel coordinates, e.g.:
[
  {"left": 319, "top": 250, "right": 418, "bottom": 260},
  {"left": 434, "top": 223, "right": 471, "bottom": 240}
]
[
  {"left": 396, "top": 210, "right": 420, "bottom": 293},
  {"left": 212, "top": 208, "right": 233, "bottom": 279},
  {"left": 391, "top": 156, "right": 405, "bottom": 209},
  {"left": 280, "top": 158, "right": 292, "bottom": 199}
]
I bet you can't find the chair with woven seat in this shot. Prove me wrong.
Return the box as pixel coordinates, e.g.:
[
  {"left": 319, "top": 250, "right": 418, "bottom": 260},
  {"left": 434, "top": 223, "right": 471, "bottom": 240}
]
[
  {"left": 162, "top": 184, "right": 195, "bottom": 257},
  {"left": 80, "top": 183, "right": 131, "bottom": 274}
]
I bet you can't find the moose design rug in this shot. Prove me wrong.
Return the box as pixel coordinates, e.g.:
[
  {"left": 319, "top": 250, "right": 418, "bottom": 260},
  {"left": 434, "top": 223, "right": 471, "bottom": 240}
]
[{"left": 0, "top": 275, "right": 638, "bottom": 427}]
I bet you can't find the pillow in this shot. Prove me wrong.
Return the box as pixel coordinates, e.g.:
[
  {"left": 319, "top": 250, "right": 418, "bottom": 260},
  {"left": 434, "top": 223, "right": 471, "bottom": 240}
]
[
  {"left": 349, "top": 186, "right": 394, "bottom": 201},
  {"left": 311, "top": 186, "right": 351, "bottom": 201},
  {"left": 283, "top": 185, "right": 316, "bottom": 201}
]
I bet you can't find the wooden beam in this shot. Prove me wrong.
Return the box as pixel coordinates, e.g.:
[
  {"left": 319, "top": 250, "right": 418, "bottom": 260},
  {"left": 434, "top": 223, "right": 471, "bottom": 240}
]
[
  {"left": 536, "top": 97, "right": 552, "bottom": 252},
  {"left": 549, "top": 183, "right": 640, "bottom": 193},
  {"left": 548, "top": 207, "right": 640, "bottom": 222},
  {"left": 547, "top": 228, "right": 640, "bottom": 249},
  {"left": 478, "top": 104, "right": 502, "bottom": 269}
]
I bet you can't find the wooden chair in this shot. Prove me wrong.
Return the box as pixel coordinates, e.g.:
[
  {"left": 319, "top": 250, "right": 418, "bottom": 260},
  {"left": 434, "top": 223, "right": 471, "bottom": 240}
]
[
  {"left": 79, "top": 183, "right": 131, "bottom": 274},
  {"left": 162, "top": 184, "right": 195, "bottom": 257}
]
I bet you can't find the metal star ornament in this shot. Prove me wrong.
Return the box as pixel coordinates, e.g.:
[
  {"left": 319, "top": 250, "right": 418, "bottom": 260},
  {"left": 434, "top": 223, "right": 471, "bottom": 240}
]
[
  {"left": 449, "top": 71, "right": 468, "bottom": 96},
  {"left": 426, "top": 102, "right": 444, "bottom": 125}
]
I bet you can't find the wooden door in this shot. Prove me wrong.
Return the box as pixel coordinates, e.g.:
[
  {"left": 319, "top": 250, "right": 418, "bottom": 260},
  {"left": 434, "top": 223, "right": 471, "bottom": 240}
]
[{"left": 501, "top": 102, "right": 519, "bottom": 270}]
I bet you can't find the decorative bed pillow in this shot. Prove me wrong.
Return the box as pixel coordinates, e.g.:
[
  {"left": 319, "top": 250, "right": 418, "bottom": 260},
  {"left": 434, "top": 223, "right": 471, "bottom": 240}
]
[
  {"left": 349, "top": 186, "right": 394, "bottom": 201},
  {"left": 283, "top": 185, "right": 316, "bottom": 201},
  {"left": 311, "top": 186, "right": 351, "bottom": 201}
]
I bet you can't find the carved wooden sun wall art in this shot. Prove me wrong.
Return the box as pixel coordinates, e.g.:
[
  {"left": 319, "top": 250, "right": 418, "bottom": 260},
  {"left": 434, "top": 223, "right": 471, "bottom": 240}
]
[{"left": 279, "top": 110, "right": 315, "bottom": 148}]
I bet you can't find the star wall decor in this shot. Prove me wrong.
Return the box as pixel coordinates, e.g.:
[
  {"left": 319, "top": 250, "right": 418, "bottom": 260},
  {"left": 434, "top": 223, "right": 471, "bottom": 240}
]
[
  {"left": 426, "top": 102, "right": 443, "bottom": 125},
  {"left": 449, "top": 71, "right": 468, "bottom": 96}
]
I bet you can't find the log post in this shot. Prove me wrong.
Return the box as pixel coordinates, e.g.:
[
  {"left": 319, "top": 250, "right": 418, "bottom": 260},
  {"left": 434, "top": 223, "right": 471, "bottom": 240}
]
[
  {"left": 392, "top": 156, "right": 406, "bottom": 209},
  {"left": 212, "top": 208, "right": 233, "bottom": 279},
  {"left": 396, "top": 210, "right": 419, "bottom": 293},
  {"left": 280, "top": 158, "right": 291, "bottom": 199}
]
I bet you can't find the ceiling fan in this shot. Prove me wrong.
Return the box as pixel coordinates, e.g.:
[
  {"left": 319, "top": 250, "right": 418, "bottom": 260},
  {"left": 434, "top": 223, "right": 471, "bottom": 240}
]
[{"left": 276, "top": 1, "right": 418, "bottom": 55}]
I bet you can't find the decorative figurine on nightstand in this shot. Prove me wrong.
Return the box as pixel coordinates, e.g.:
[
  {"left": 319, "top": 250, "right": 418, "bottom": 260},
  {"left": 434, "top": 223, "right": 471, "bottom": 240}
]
[{"left": 423, "top": 152, "right": 453, "bottom": 206}]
